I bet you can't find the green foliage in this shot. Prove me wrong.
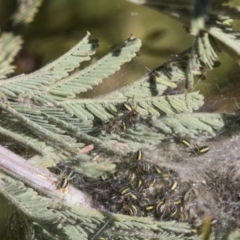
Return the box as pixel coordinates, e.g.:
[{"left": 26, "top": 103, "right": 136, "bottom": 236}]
[
  {"left": 0, "top": 27, "right": 223, "bottom": 157},
  {"left": 0, "top": 174, "right": 106, "bottom": 240},
  {"left": 0, "top": 33, "right": 23, "bottom": 80},
  {"left": 0, "top": 32, "right": 99, "bottom": 98},
  {"left": 12, "top": 0, "right": 43, "bottom": 25},
  {"left": 48, "top": 36, "right": 141, "bottom": 99},
  {"left": 0, "top": 0, "right": 240, "bottom": 239},
  {"left": 227, "top": 231, "right": 240, "bottom": 240},
  {"left": 0, "top": 173, "right": 195, "bottom": 240}
]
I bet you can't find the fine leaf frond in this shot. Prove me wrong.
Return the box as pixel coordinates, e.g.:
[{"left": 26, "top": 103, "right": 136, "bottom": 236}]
[
  {"left": 103, "top": 53, "right": 190, "bottom": 99},
  {"left": 152, "top": 112, "right": 225, "bottom": 137},
  {"left": 89, "top": 112, "right": 225, "bottom": 155},
  {"left": 1, "top": 172, "right": 194, "bottom": 240},
  {"left": 0, "top": 108, "right": 91, "bottom": 160},
  {"left": 127, "top": 0, "right": 193, "bottom": 8},
  {"left": 0, "top": 173, "right": 106, "bottom": 240},
  {"left": 0, "top": 102, "right": 84, "bottom": 154},
  {"left": 48, "top": 35, "right": 142, "bottom": 98},
  {"left": 11, "top": 0, "right": 43, "bottom": 25},
  {"left": 34, "top": 106, "right": 94, "bottom": 133},
  {"left": 109, "top": 215, "right": 191, "bottom": 239},
  {"left": 193, "top": 31, "right": 219, "bottom": 70},
  {"left": 102, "top": 41, "right": 214, "bottom": 96},
  {"left": 150, "top": 232, "right": 186, "bottom": 240},
  {"left": 0, "top": 33, "right": 23, "bottom": 80},
  {"left": 104, "top": 113, "right": 222, "bottom": 146},
  {"left": 227, "top": 231, "right": 240, "bottom": 240},
  {"left": 1, "top": 2, "right": 239, "bottom": 239},
  {"left": 0, "top": 118, "right": 47, "bottom": 155},
  {"left": 128, "top": 0, "right": 240, "bottom": 65},
  {"left": 207, "top": 15, "right": 240, "bottom": 63},
  {"left": 59, "top": 91, "right": 204, "bottom": 122},
  {"left": 0, "top": 100, "right": 100, "bottom": 161},
  {"left": 0, "top": 32, "right": 99, "bottom": 97},
  {"left": 28, "top": 149, "right": 77, "bottom": 168},
  {"left": 0, "top": 174, "right": 67, "bottom": 239}
]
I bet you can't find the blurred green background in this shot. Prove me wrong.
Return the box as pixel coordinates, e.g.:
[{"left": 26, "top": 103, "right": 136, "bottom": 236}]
[{"left": 0, "top": 0, "right": 240, "bottom": 238}]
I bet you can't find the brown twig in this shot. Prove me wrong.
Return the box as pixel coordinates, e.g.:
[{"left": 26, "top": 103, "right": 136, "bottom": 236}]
[{"left": 0, "top": 145, "right": 105, "bottom": 210}]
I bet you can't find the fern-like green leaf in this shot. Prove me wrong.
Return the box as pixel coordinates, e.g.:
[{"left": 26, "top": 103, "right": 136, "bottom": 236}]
[
  {"left": 227, "top": 231, "right": 240, "bottom": 240},
  {"left": 11, "top": 0, "right": 43, "bottom": 25},
  {"left": 0, "top": 110, "right": 91, "bottom": 166},
  {"left": 0, "top": 174, "right": 67, "bottom": 239},
  {"left": 0, "top": 102, "right": 85, "bottom": 154},
  {"left": 129, "top": 0, "right": 240, "bottom": 66},
  {"left": 28, "top": 147, "right": 85, "bottom": 169},
  {"left": 1, "top": 2, "right": 239, "bottom": 239},
  {"left": 0, "top": 174, "right": 193, "bottom": 240},
  {"left": 151, "top": 232, "right": 186, "bottom": 240},
  {"left": 92, "top": 112, "right": 225, "bottom": 155},
  {"left": 0, "top": 33, "right": 23, "bottom": 80},
  {"left": 194, "top": 31, "right": 218, "bottom": 69},
  {"left": 0, "top": 173, "right": 107, "bottom": 240},
  {"left": 0, "top": 119, "right": 48, "bottom": 155},
  {"left": 207, "top": 16, "right": 240, "bottom": 63},
  {"left": 59, "top": 91, "right": 204, "bottom": 122},
  {"left": 48, "top": 35, "right": 141, "bottom": 98},
  {"left": 0, "top": 32, "right": 99, "bottom": 97},
  {"left": 109, "top": 215, "right": 191, "bottom": 239},
  {"left": 153, "top": 112, "right": 224, "bottom": 137}
]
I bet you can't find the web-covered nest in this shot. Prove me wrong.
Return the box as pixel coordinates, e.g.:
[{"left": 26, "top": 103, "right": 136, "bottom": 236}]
[{"left": 54, "top": 117, "right": 240, "bottom": 239}]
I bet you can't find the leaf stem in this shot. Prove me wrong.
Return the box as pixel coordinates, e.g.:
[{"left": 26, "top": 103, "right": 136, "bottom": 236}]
[{"left": 0, "top": 144, "right": 105, "bottom": 211}]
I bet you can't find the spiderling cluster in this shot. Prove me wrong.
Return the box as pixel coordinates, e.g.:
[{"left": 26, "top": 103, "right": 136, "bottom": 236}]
[{"left": 56, "top": 147, "right": 219, "bottom": 238}]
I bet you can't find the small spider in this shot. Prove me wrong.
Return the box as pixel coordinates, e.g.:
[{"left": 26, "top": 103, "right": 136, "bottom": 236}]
[
  {"left": 55, "top": 169, "right": 74, "bottom": 194},
  {"left": 122, "top": 101, "right": 139, "bottom": 127},
  {"left": 189, "top": 145, "right": 210, "bottom": 157},
  {"left": 178, "top": 138, "right": 210, "bottom": 157},
  {"left": 105, "top": 116, "right": 126, "bottom": 134}
]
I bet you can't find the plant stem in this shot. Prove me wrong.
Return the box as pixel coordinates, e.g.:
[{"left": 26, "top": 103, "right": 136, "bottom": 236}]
[{"left": 0, "top": 144, "right": 105, "bottom": 210}]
